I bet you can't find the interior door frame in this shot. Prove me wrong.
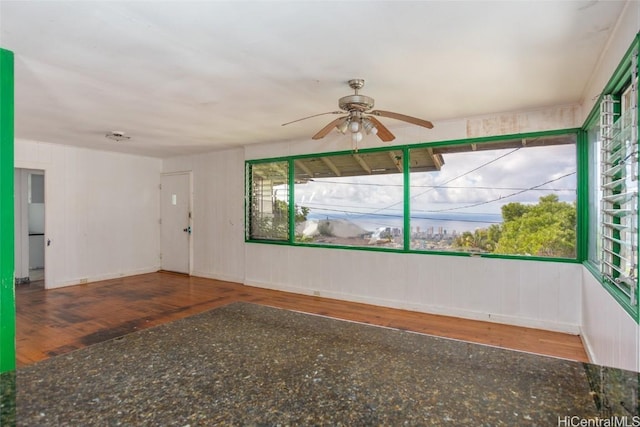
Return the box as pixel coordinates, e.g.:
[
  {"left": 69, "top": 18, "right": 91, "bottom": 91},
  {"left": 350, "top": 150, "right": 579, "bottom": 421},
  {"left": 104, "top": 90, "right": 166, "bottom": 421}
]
[
  {"left": 14, "top": 163, "right": 50, "bottom": 289},
  {"left": 14, "top": 168, "right": 46, "bottom": 286},
  {"left": 160, "top": 171, "right": 193, "bottom": 275}
]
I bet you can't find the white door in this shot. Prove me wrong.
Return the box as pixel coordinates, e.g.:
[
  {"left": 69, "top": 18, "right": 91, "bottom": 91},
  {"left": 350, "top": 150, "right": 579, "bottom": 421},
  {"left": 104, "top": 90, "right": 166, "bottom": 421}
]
[{"left": 161, "top": 173, "right": 191, "bottom": 274}]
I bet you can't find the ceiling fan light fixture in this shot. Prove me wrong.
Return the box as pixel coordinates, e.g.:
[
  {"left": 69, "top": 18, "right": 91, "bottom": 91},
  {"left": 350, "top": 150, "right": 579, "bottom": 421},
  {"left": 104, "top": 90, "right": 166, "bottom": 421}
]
[
  {"left": 351, "top": 131, "right": 363, "bottom": 144},
  {"left": 362, "top": 118, "right": 377, "bottom": 135},
  {"left": 349, "top": 120, "right": 361, "bottom": 133},
  {"left": 336, "top": 119, "right": 349, "bottom": 134}
]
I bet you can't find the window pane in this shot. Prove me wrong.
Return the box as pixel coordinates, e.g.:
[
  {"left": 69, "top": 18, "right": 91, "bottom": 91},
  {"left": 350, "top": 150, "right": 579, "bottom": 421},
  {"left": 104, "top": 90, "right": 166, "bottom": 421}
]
[
  {"left": 409, "top": 134, "right": 577, "bottom": 257},
  {"left": 294, "top": 151, "right": 404, "bottom": 249},
  {"left": 247, "top": 161, "right": 289, "bottom": 240},
  {"left": 587, "top": 120, "right": 602, "bottom": 266}
]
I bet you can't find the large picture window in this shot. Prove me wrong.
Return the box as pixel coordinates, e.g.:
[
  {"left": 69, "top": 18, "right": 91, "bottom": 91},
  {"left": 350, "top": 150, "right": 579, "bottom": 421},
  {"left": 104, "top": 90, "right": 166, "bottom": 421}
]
[
  {"left": 409, "top": 135, "right": 577, "bottom": 257},
  {"left": 246, "top": 130, "right": 578, "bottom": 260}
]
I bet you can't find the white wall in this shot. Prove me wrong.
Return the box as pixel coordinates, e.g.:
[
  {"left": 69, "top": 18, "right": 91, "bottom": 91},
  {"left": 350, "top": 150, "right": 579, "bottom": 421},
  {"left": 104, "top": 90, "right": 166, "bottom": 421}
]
[
  {"left": 15, "top": 139, "right": 162, "bottom": 288},
  {"left": 581, "top": 269, "right": 639, "bottom": 371},
  {"left": 246, "top": 245, "right": 582, "bottom": 333},
  {"left": 578, "top": 3, "right": 640, "bottom": 371},
  {"left": 162, "top": 148, "right": 245, "bottom": 283}
]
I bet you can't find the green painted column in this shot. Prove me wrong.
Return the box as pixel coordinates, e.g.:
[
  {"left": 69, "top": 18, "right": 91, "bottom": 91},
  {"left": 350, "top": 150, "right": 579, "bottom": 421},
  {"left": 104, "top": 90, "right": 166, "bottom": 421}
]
[{"left": 0, "top": 48, "right": 16, "bottom": 373}]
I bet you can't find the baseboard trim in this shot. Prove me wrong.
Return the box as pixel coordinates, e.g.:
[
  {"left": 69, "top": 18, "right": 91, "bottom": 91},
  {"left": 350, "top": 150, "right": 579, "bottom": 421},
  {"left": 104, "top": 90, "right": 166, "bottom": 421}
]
[
  {"left": 191, "top": 270, "right": 244, "bottom": 284},
  {"left": 47, "top": 267, "right": 161, "bottom": 289}
]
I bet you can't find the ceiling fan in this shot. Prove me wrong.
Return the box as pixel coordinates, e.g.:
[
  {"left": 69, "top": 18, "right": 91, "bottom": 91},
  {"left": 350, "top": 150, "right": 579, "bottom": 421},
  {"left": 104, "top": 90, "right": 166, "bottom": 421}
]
[{"left": 282, "top": 79, "right": 434, "bottom": 144}]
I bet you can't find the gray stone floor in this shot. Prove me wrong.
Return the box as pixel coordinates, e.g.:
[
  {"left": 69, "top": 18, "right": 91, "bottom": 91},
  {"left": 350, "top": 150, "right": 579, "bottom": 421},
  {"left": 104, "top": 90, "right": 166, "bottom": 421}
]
[{"left": 4, "top": 302, "right": 639, "bottom": 426}]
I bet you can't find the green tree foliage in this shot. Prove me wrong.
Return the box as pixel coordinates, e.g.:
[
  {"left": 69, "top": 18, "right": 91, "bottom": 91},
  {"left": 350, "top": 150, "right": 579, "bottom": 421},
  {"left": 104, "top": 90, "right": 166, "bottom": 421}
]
[
  {"left": 454, "top": 195, "right": 576, "bottom": 257},
  {"left": 501, "top": 202, "right": 531, "bottom": 222},
  {"left": 455, "top": 229, "right": 492, "bottom": 252},
  {"left": 494, "top": 195, "right": 576, "bottom": 257},
  {"left": 454, "top": 224, "right": 502, "bottom": 252},
  {"left": 295, "top": 205, "right": 310, "bottom": 223},
  {"left": 253, "top": 200, "right": 309, "bottom": 240}
]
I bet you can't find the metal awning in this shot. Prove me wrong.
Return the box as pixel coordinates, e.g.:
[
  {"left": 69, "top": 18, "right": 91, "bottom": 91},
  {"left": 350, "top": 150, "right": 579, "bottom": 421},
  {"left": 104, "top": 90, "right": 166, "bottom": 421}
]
[
  {"left": 294, "top": 148, "right": 444, "bottom": 182},
  {"left": 293, "top": 133, "right": 575, "bottom": 181}
]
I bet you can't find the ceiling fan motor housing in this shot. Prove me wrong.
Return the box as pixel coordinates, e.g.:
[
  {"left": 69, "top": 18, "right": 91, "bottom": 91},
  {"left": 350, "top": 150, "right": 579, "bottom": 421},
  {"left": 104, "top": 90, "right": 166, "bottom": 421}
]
[{"left": 339, "top": 94, "right": 375, "bottom": 112}]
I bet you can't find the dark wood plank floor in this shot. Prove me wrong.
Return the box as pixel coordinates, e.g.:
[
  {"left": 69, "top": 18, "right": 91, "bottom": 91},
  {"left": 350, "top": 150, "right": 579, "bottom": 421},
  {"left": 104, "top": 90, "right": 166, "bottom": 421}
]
[{"left": 15, "top": 272, "right": 589, "bottom": 367}]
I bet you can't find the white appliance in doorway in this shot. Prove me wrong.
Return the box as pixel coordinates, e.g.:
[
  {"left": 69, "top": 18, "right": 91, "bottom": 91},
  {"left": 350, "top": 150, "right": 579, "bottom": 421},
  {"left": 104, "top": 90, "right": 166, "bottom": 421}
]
[{"left": 160, "top": 172, "right": 192, "bottom": 274}]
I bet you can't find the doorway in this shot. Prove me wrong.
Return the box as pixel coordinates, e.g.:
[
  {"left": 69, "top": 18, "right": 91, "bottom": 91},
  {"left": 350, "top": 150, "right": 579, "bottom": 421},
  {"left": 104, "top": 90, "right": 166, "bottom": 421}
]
[
  {"left": 160, "top": 172, "right": 192, "bottom": 274},
  {"left": 14, "top": 169, "right": 45, "bottom": 288}
]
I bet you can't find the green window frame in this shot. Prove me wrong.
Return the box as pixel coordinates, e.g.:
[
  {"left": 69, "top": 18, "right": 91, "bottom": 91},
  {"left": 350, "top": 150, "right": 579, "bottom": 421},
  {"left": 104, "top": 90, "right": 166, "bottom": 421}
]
[
  {"left": 0, "top": 48, "right": 16, "bottom": 374},
  {"left": 583, "top": 35, "right": 639, "bottom": 322},
  {"left": 245, "top": 128, "right": 580, "bottom": 263}
]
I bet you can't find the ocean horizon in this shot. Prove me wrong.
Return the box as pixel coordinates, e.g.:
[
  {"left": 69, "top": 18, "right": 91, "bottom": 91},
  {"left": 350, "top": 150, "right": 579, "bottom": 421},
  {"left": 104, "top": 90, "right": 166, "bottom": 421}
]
[{"left": 307, "top": 211, "right": 502, "bottom": 234}]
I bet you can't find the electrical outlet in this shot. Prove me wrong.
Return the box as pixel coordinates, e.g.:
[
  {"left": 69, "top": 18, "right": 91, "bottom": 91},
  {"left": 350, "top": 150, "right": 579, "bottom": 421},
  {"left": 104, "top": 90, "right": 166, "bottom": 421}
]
[
  {"left": 79, "top": 278, "right": 88, "bottom": 284},
  {"left": 313, "top": 291, "right": 320, "bottom": 297}
]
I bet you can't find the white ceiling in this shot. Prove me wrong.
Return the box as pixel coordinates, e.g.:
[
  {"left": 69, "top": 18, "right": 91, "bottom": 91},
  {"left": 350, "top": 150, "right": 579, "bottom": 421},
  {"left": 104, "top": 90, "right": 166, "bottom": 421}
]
[{"left": 0, "top": 1, "right": 631, "bottom": 158}]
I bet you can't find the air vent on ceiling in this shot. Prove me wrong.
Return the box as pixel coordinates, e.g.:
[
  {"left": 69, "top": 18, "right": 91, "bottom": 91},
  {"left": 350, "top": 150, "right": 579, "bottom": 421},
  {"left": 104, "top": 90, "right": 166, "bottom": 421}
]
[{"left": 105, "top": 131, "right": 131, "bottom": 142}]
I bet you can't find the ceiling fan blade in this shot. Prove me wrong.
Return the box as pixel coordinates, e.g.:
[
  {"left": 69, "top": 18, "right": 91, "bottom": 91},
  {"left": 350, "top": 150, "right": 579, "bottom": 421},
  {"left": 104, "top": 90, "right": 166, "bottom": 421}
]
[
  {"left": 369, "top": 110, "right": 434, "bottom": 129},
  {"left": 368, "top": 117, "right": 395, "bottom": 142},
  {"left": 281, "top": 111, "right": 343, "bottom": 126},
  {"left": 312, "top": 116, "right": 348, "bottom": 140}
]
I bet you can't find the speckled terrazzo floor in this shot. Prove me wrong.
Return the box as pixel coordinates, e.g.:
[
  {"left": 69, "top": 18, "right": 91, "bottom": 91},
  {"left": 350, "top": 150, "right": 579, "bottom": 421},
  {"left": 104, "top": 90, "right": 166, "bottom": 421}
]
[{"left": 3, "top": 302, "right": 639, "bottom": 426}]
